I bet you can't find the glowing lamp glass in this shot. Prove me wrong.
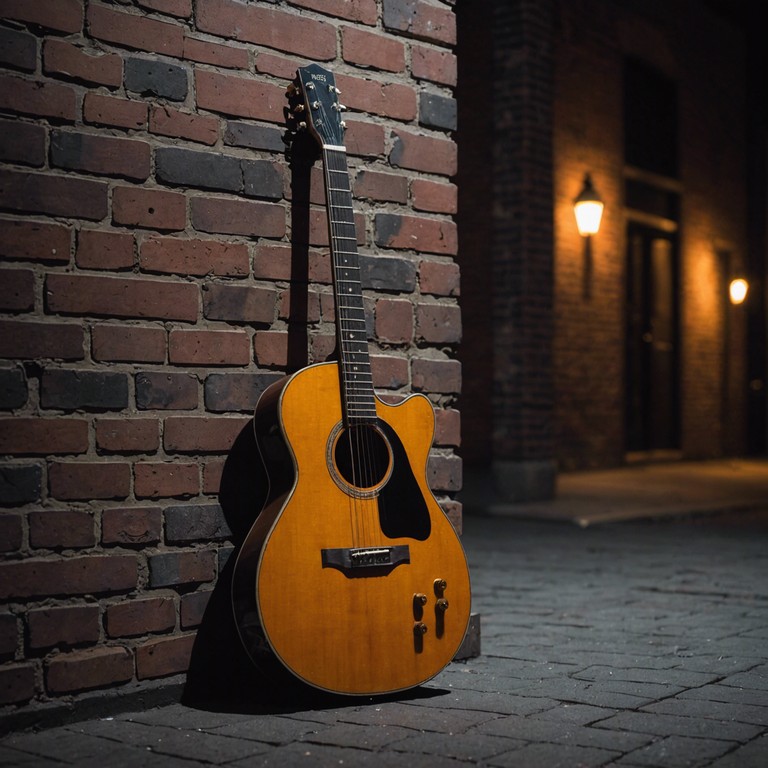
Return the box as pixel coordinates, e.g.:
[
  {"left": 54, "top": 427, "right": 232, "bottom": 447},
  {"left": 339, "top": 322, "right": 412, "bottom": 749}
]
[
  {"left": 729, "top": 278, "right": 748, "bottom": 305},
  {"left": 574, "top": 199, "right": 604, "bottom": 236}
]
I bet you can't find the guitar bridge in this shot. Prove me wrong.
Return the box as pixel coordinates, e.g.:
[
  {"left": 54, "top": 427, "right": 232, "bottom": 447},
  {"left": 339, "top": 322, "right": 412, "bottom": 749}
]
[{"left": 321, "top": 545, "right": 410, "bottom": 576}]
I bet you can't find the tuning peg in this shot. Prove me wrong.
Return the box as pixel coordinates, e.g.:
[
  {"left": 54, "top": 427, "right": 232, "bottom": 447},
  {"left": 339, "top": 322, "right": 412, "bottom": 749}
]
[
  {"left": 328, "top": 85, "right": 341, "bottom": 95},
  {"left": 332, "top": 103, "right": 347, "bottom": 112},
  {"left": 293, "top": 103, "right": 305, "bottom": 113},
  {"left": 286, "top": 82, "right": 300, "bottom": 96}
]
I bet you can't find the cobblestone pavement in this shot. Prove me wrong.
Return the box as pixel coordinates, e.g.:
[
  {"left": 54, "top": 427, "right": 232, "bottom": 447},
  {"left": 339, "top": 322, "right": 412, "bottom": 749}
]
[{"left": 2, "top": 508, "right": 767, "bottom": 767}]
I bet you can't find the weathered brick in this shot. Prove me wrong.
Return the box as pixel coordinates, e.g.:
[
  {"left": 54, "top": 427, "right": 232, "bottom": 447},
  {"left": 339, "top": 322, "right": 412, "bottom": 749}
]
[
  {"left": 180, "top": 589, "right": 212, "bottom": 629},
  {"left": 183, "top": 34, "right": 249, "bottom": 69},
  {"left": 134, "top": 462, "right": 199, "bottom": 499},
  {"left": 49, "top": 461, "right": 131, "bottom": 501},
  {"left": 412, "top": 179, "right": 457, "bottom": 214},
  {"left": 419, "top": 91, "right": 457, "bottom": 131},
  {"left": 46, "top": 646, "right": 133, "bottom": 694},
  {"left": 375, "top": 298, "right": 413, "bottom": 343},
  {"left": 204, "top": 372, "right": 281, "bottom": 412},
  {"left": 168, "top": 329, "right": 250, "bottom": 366},
  {"left": 138, "top": 0, "right": 192, "bottom": 18},
  {"left": 87, "top": 3, "right": 184, "bottom": 57},
  {"left": 291, "top": 0, "right": 377, "bottom": 23},
  {"left": 0, "top": 418, "right": 88, "bottom": 455},
  {"left": 0, "top": 555, "right": 137, "bottom": 600},
  {"left": 224, "top": 121, "right": 284, "bottom": 152},
  {"left": 0, "top": 27, "right": 36, "bottom": 72},
  {"left": 428, "top": 452, "right": 462, "bottom": 492},
  {"left": 0, "top": 118, "right": 45, "bottom": 167},
  {"left": 0, "top": 218, "right": 71, "bottom": 263},
  {"left": 102, "top": 506, "right": 162, "bottom": 546},
  {"left": 124, "top": 57, "right": 188, "bottom": 101},
  {"left": 92, "top": 325, "right": 166, "bottom": 364},
  {"left": 0, "top": 269, "right": 34, "bottom": 311},
  {"left": 112, "top": 186, "right": 186, "bottom": 231},
  {"left": 203, "top": 283, "right": 277, "bottom": 323},
  {"left": 51, "top": 131, "right": 150, "bottom": 181},
  {"left": 202, "top": 459, "right": 224, "bottom": 494},
  {"left": 382, "top": 0, "right": 456, "bottom": 45},
  {"left": 43, "top": 39, "right": 122, "bottom": 88},
  {"left": 196, "top": 0, "right": 336, "bottom": 59},
  {"left": 140, "top": 236, "right": 249, "bottom": 277},
  {"left": 243, "top": 159, "right": 284, "bottom": 200},
  {"left": 27, "top": 605, "right": 101, "bottom": 650},
  {"left": 147, "top": 550, "right": 216, "bottom": 588},
  {"left": 136, "top": 633, "right": 195, "bottom": 680},
  {"left": 190, "top": 195, "right": 286, "bottom": 238},
  {"left": 354, "top": 170, "right": 408, "bottom": 203},
  {"left": 0, "top": 74, "right": 77, "bottom": 121},
  {"left": 0, "top": 169, "right": 108, "bottom": 221},
  {"left": 434, "top": 407, "right": 461, "bottom": 447},
  {"left": 156, "top": 146, "right": 241, "bottom": 192},
  {"left": 95, "top": 418, "right": 160, "bottom": 454},
  {"left": 0, "top": 513, "right": 23, "bottom": 552},
  {"left": 0, "top": 612, "right": 18, "bottom": 655},
  {"left": 106, "top": 597, "right": 176, "bottom": 638},
  {"left": 337, "top": 73, "right": 417, "bottom": 121},
  {"left": 77, "top": 229, "right": 135, "bottom": 271},
  {"left": 412, "top": 44, "right": 457, "bottom": 87},
  {"left": 41, "top": 369, "right": 128, "bottom": 411},
  {"left": 46, "top": 273, "right": 198, "bottom": 321},
  {"left": 149, "top": 104, "right": 219, "bottom": 145},
  {"left": 416, "top": 303, "right": 462, "bottom": 344},
  {"left": 164, "top": 502, "right": 230, "bottom": 542},
  {"left": 375, "top": 213, "right": 457, "bottom": 256},
  {"left": 390, "top": 129, "right": 457, "bottom": 175},
  {"left": 0, "top": 0, "right": 83, "bottom": 34},
  {"left": 135, "top": 372, "right": 198, "bottom": 410},
  {"left": 341, "top": 26, "right": 405, "bottom": 72},
  {"left": 0, "top": 367, "right": 27, "bottom": 410},
  {"left": 360, "top": 254, "right": 417, "bottom": 292},
  {"left": 0, "top": 664, "right": 35, "bottom": 705},
  {"left": 419, "top": 259, "right": 460, "bottom": 297},
  {"left": 412, "top": 357, "right": 461, "bottom": 394},
  {"left": 371, "top": 354, "right": 409, "bottom": 389},
  {"left": 83, "top": 92, "right": 148, "bottom": 130},
  {"left": 345, "top": 119, "right": 387, "bottom": 157},
  {"left": 164, "top": 416, "right": 250, "bottom": 454},
  {"left": 253, "top": 330, "right": 289, "bottom": 368},
  {"left": 0, "top": 321, "right": 83, "bottom": 361},
  {"left": 0, "top": 464, "right": 41, "bottom": 506},
  {"left": 195, "top": 68, "right": 286, "bottom": 122}
]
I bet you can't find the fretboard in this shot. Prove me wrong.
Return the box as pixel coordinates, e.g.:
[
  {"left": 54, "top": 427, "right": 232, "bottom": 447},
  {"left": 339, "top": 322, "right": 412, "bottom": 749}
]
[{"left": 323, "top": 147, "right": 377, "bottom": 425}]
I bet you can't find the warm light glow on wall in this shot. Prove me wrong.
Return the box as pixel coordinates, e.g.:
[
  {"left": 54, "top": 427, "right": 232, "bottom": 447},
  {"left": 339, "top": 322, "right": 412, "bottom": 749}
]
[{"left": 729, "top": 278, "right": 749, "bottom": 305}]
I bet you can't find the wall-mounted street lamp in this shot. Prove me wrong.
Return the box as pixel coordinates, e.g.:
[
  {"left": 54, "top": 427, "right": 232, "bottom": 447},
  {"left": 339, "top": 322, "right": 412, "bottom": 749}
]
[
  {"left": 729, "top": 277, "right": 749, "bottom": 305},
  {"left": 573, "top": 173, "right": 604, "bottom": 237}
]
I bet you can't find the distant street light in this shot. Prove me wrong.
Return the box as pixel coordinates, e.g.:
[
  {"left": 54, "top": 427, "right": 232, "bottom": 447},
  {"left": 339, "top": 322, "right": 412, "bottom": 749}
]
[
  {"left": 573, "top": 173, "right": 604, "bottom": 237},
  {"left": 729, "top": 277, "right": 749, "bottom": 305}
]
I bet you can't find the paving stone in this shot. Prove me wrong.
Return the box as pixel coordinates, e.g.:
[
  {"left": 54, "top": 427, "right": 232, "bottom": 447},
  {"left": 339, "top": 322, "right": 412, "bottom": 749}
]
[
  {"left": 487, "top": 741, "right": 621, "bottom": 768},
  {"left": 707, "top": 734, "right": 768, "bottom": 767},
  {"left": 593, "top": 710, "right": 762, "bottom": 741},
  {"left": 615, "top": 734, "right": 738, "bottom": 767}
]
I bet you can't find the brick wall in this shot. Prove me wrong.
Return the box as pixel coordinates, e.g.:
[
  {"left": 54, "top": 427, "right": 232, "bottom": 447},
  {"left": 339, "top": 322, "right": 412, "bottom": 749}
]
[{"left": 0, "top": 0, "right": 461, "bottom": 711}]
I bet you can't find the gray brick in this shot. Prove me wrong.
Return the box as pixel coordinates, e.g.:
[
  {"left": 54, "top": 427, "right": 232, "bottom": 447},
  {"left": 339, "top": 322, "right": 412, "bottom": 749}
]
[
  {"left": 164, "top": 503, "right": 230, "bottom": 544},
  {"left": 242, "top": 159, "right": 283, "bottom": 200},
  {"left": 204, "top": 372, "right": 281, "bottom": 412},
  {"left": 0, "top": 464, "right": 42, "bottom": 505},
  {"left": 124, "top": 58, "right": 187, "bottom": 101},
  {"left": 0, "top": 26, "right": 36, "bottom": 72},
  {"left": 419, "top": 91, "right": 457, "bottom": 130},
  {"left": 155, "top": 147, "right": 241, "bottom": 192},
  {"left": 135, "top": 372, "right": 197, "bottom": 410},
  {"left": 41, "top": 369, "right": 128, "bottom": 411},
  {"left": 360, "top": 253, "right": 416, "bottom": 292},
  {"left": 224, "top": 121, "right": 285, "bottom": 152},
  {"left": 0, "top": 367, "right": 27, "bottom": 410}
]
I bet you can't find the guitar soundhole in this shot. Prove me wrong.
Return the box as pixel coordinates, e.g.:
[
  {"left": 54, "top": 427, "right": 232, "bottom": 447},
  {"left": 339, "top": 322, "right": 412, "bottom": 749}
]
[{"left": 329, "top": 423, "right": 393, "bottom": 497}]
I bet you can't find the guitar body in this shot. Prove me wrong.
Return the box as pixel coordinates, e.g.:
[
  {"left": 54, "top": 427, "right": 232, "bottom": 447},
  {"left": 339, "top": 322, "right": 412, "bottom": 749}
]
[{"left": 232, "top": 362, "right": 471, "bottom": 695}]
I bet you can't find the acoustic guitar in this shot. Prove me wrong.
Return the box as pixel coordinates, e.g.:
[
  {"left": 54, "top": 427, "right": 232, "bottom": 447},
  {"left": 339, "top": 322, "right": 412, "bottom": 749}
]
[{"left": 232, "top": 63, "right": 471, "bottom": 696}]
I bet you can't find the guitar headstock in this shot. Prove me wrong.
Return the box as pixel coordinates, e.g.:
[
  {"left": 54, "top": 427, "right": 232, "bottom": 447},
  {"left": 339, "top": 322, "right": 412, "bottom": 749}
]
[{"left": 287, "top": 64, "right": 347, "bottom": 149}]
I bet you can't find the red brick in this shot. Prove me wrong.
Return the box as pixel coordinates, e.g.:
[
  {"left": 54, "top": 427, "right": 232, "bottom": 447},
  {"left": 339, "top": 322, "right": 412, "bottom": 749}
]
[
  {"left": 135, "top": 372, "right": 198, "bottom": 410},
  {"left": 341, "top": 27, "right": 405, "bottom": 72},
  {"left": 140, "top": 236, "right": 248, "bottom": 277},
  {"left": 0, "top": 513, "right": 23, "bottom": 553},
  {"left": 252, "top": 243, "right": 291, "bottom": 280},
  {"left": 371, "top": 354, "right": 409, "bottom": 389},
  {"left": 0, "top": 555, "right": 137, "bottom": 599},
  {"left": 344, "top": 120, "right": 386, "bottom": 158},
  {"left": 253, "top": 51, "right": 303, "bottom": 80},
  {"left": 29, "top": 509, "right": 96, "bottom": 549},
  {"left": 0, "top": 219, "right": 71, "bottom": 263},
  {"left": 195, "top": 68, "right": 286, "bottom": 123},
  {"left": 412, "top": 178, "right": 457, "bottom": 214},
  {"left": 46, "top": 273, "right": 199, "bottom": 322},
  {"left": 354, "top": 169, "right": 408, "bottom": 203},
  {"left": 51, "top": 131, "right": 150, "bottom": 181},
  {"left": 416, "top": 303, "right": 462, "bottom": 344},
  {"left": 375, "top": 298, "right": 413, "bottom": 344},
  {"left": 180, "top": 589, "right": 212, "bottom": 629},
  {"left": 196, "top": 0, "right": 336, "bottom": 59},
  {"left": 106, "top": 597, "right": 176, "bottom": 638},
  {"left": 434, "top": 407, "right": 461, "bottom": 447},
  {"left": 137, "top": 0, "right": 192, "bottom": 17},
  {"left": 183, "top": 35, "right": 249, "bottom": 69},
  {"left": 291, "top": 0, "right": 377, "bottom": 22},
  {"left": 0, "top": 320, "right": 84, "bottom": 361},
  {"left": 0, "top": 169, "right": 108, "bottom": 221},
  {"left": 92, "top": 324, "right": 166, "bottom": 363},
  {"left": 190, "top": 196, "right": 285, "bottom": 238},
  {"left": 102, "top": 506, "right": 161, "bottom": 546},
  {"left": 49, "top": 461, "right": 130, "bottom": 501},
  {"left": 428, "top": 453, "right": 461, "bottom": 492},
  {"left": 337, "top": 73, "right": 417, "bottom": 121},
  {"left": 136, "top": 633, "right": 194, "bottom": 680},
  {"left": 0, "top": 418, "right": 88, "bottom": 455},
  {"left": 43, "top": 39, "right": 122, "bottom": 87},
  {"left": 310, "top": 333, "right": 336, "bottom": 363},
  {"left": 376, "top": 213, "right": 458, "bottom": 256},
  {"left": 0, "top": 74, "right": 77, "bottom": 121},
  {"left": 203, "top": 283, "right": 277, "bottom": 323},
  {"left": 169, "top": 329, "right": 250, "bottom": 366},
  {"left": 28, "top": 605, "right": 100, "bottom": 649},
  {"left": 134, "top": 462, "right": 199, "bottom": 499},
  {"left": 87, "top": 3, "right": 184, "bottom": 57},
  {"left": 77, "top": 229, "right": 134, "bottom": 270},
  {"left": 46, "top": 646, "right": 133, "bottom": 694},
  {"left": 202, "top": 459, "right": 224, "bottom": 494},
  {"left": 112, "top": 186, "right": 186, "bottom": 231},
  {"left": 419, "top": 259, "right": 460, "bottom": 297},
  {"left": 149, "top": 104, "right": 219, "bottom": 145},
  {"left": 253, "top": 330, "right": 289, "bottom": 368},
  {"left": 0, "top": 664, "right": 35, "bottom": 705},
  {"left": 0, "top": 268, "right": 34, "bottom": 311},
  {"left": 412, "top": 44, "right": 457, "bottom": 87},
  {"left": 164, "top": 416, "right": 250, "bottom": 454},
  {"left": 0, "top": 0, "right": 83, "bottom": 34},
  {"left": 95, "top": 418, "right": 159, "bottom": 454},
  {"left": 412, "top": 357, "right": 461, "bottom": 394},
  {"left": 83, "top": 92, "right": 148, "bottom": 130},
  {"left": 390, "top": 129, "right": 457, "bottom": 175}
]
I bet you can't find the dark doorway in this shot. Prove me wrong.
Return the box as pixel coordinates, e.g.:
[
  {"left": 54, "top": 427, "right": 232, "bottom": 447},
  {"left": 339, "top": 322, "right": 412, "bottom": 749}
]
[{"left": 625, "top": 223, "right": 680, "bottom": 453}]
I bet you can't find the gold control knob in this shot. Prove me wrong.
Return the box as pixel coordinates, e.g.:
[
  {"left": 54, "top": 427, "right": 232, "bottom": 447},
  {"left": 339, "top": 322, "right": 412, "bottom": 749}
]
[
  {"left": 436, "top": 598, "right": 449, "bottom": 612},
  {"left": 414, "top": 622, "right": 428, "bottom": 635},
  {"left": 414, "top": 593, "right": 428, "bottom": 607}
]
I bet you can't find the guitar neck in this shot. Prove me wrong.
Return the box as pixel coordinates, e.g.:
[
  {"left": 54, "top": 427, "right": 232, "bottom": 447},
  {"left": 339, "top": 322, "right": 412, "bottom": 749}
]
[{"left": 323, "top": 147, "right": 377, "bottom": 425}]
